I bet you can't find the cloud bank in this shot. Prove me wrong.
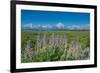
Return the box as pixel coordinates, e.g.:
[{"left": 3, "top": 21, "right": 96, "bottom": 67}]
[{"left": 22, "top": 22, "right": 89, "bottom": 30}]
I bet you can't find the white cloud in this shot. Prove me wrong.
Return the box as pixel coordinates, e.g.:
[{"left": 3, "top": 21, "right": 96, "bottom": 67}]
[
  {"left": 67, "top": 24, "right": 90, "bottom": 30},
  {"left": 22, "top": 22, "right": 89, "bottom": 30},
  {"left": 42, "top": 25, "right": 48, "bottom": 28},
  {"left": 22, "top": 23, "right": 33, "bottom": 29},
  {"left": 47, "top": 24, "right": 53, "bottom": 28},
  {"left": 32, "top": 24, "right": 41, "bottom": 28},
  {"left": 32, "top": 24, "right": 54, "bottom": 29},
  {"left": 56, "top": 22, "right": 64, "bottom": 29}
]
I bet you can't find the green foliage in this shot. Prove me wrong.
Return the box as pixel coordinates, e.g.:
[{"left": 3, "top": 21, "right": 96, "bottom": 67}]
[{"left": 21, "top": 30, "right": 90, "bottom": 63}]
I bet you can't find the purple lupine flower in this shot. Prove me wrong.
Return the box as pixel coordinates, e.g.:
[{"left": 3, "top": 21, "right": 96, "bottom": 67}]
[
  {"left": 50, "top": 33, "right": 55, "bottom": 47},
  {"left": 36, "top": 34, "right": 42, "bottom": 48},
  {"left": 69, "top": 37, "right": 80, "bottom": 50},
  {"left": 41, "top": 34, "right": 46, "bottom": 48},
  {"left": 26, "top": 40, "right": 31, "bottom": 49}
]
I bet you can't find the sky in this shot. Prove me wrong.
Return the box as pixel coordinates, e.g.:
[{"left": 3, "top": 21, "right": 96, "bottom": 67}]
[{"left": 21, "top": 10, "right": 90, "bottom": 29}]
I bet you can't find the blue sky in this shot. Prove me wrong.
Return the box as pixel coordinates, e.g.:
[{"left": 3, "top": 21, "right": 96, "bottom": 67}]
[{"left": 21, "top": 10, "right": 90, "bottom": 29}]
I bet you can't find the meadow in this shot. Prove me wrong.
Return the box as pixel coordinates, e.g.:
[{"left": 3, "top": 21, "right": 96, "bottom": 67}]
[{"left": 21, "top": 30, "right": 90, "bottom": 63}]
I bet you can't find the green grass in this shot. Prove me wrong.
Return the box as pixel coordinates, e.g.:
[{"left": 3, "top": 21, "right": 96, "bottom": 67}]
[{"left": 21, "top": 30, "right": 90, "bottom": 63}]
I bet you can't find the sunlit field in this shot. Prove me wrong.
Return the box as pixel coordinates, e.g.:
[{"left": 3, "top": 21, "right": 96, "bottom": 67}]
[{"left": 21, "top": 30, "right": 90, "bottom": 63}]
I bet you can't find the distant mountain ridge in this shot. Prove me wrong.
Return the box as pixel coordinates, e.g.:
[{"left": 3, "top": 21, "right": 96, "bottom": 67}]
[{"left": 22, "top": 22, "right": 89, "bottom": 31}]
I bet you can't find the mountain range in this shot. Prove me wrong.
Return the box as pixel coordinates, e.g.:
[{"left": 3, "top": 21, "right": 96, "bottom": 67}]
[{"left": 22, "top": 22, "right": 89, "bottom": 31}]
